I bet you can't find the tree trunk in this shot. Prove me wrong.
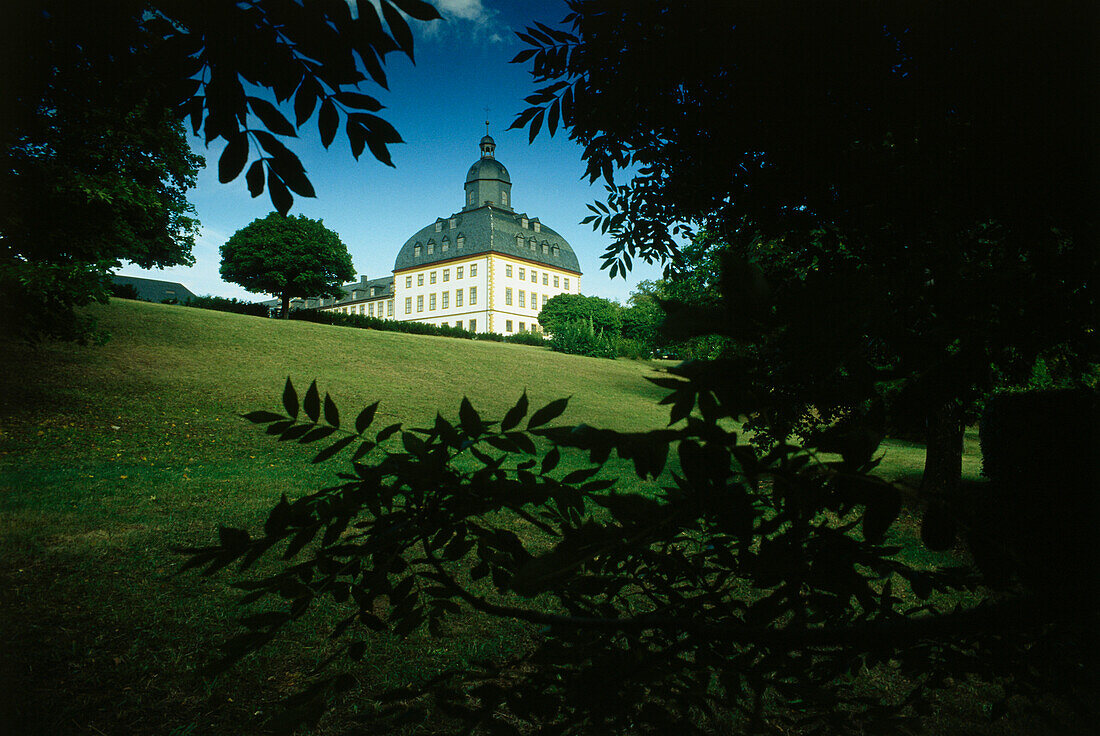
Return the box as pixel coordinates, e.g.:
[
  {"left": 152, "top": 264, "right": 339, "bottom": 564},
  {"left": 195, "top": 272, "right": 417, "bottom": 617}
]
[
  {"left": 280, "top": 293, "right": 290, "bottom": 319},
  {"left": 920, "top": 399, "right": 963, "bottom": 496}
]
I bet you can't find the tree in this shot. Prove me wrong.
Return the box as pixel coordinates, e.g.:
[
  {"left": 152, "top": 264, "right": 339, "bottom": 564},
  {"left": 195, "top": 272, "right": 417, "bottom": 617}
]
[
  {"left": 220, "top": 213, "right": 354, "bottom": 318},
  {"left": 1, "top": 0, "right": 441, "bottom": 341},
  {"left": 538, "top": 293, "right": 622, "bottom": 336},
  {"left": 510, "top": 0, "right": 1097, "bottom": 495}
]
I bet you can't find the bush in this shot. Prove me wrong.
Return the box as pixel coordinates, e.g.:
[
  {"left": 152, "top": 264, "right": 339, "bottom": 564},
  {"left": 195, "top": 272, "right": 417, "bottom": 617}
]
[
  {"left": 109, "top": 282, "right": 139, "bottom": 300},
  {"left": 504, "top": 330, "right": 547, "bottom": 347},
  {"left": 614, "top": 336, "right": 649, "bottom": 359},
  {"left": 185, "top": 295, "right": 270, "bottom": 317},
  {"left": 287, "top": 309, "right": 477, "bottom": 340},
  {"left": 474, "top": 331, "right": 505, "bottom": 342},
  {"left": 549, "top": 318, "right": 617, "bottom": 358}
]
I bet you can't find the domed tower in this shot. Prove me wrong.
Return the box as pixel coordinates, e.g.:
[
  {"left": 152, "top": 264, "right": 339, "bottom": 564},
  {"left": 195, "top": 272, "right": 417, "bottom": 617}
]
[
  {"left": 391, "top": 134, "right": 581, "bottom": 335},
  {"left": 464, "top": 134, "right": 512, "bottom": 210}
]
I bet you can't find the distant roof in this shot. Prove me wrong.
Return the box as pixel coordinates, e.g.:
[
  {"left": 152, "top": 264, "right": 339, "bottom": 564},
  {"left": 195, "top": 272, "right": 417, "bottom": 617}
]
[
  {"left": 111, "top": 274, "right": 196, "bottom": 303},
  {"left": 394, "top": 206, "right": 581, "bottom": 274},
  {"left": 260, "top": 275, "right": 394, "bottom": 308}
]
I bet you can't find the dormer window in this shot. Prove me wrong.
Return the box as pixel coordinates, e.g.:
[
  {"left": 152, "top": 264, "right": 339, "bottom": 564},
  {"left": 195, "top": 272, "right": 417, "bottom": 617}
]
[
  {"left": 449, "top": 218, "right": 456, "bottom": 229},
  {"left": 442, "top": 237, "right": 449, "bottom": 252},
  {"left": 414, "top": 244, "right": 422, "bottom": 257},
  {"left": 552, "top": 245, "right": 560, "bottom": 257},
  {"left": 521, "top": 217, "right": 528, "bottom": 228},
  {"left": 542, "top": 242, "right": 549, "bottom": 254},
  {"left": 529, "top": 238, "right": 536, "bottom": 251},
  {"left": 427, "top": 240, "right": 435, "bottom": 255},
  {"left": 435, "top": 220, "right": 442, "bottom": 232},
  {"left": 515, "top": 234, "right": 523, "bottom": 249},
  {"left": 533, "top": 220, "right": 540, "bottom": 233},
  {"left": 457, "top": 235, "right": 465, "bottom": 249}
]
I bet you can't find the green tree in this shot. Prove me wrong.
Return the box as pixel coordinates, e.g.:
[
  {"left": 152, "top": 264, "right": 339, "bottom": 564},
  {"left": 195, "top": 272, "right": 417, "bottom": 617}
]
[
  {"left": 220, "top": 213, "right": 354, "bottom": 318},
  {"left": 538, "top": 293, "right": 622, "bottom": 336},
  {"left": 511, "top": 0, "right": 1096, "bottom": 495}
]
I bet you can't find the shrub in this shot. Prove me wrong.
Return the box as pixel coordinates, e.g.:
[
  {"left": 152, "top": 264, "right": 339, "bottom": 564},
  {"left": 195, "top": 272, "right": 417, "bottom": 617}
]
[
  {"left": 287, "top": 309, "right": 476, "bottom": 340},
  {"left": 109, "top": 282, "right": 139, "bottom": 300},
  {"left": 614, "top": 336, "right": 649, "bottom": 359},
  {"left": 474, "top": 331, "right": 505, "bottom": 342},
  {"left": 185, "top": 294, "right": 270, "bottom": 317},
  {"left": 549, "top": 318, "right": 616, "bottom": 358},
  {"left": 504, "top": 330, "right": 547, "bottom": 347}
]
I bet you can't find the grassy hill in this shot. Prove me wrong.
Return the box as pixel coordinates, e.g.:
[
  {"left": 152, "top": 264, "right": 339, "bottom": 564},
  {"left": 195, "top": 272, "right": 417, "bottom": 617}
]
[{"left": 0, "top": 299, "right": 988, "bottom": 735}]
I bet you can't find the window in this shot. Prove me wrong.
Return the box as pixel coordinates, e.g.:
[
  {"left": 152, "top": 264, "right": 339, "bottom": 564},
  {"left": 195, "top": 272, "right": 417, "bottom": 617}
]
[
  {"left": 467, "top": 190, "right": 475, "bottom": 205},
  {"left": 469, "top": 286, "right": 477, "bottom": 305},
  {"left": 457, "top": 235, "right": 465, "bottom": 249},
  {"left": 553, "top": 275, "right": 560, "bottom": 287},
  {"left": 430, "top": 271, "right": 437, "bottom": 284},
  {"left": 417, "top": 295, "right": 424, "bottom": 312},
  {"left": 470, "top": 263, "right": 477, "bottom": 277},
  {"left": 469, "top": 319, "right": 476, "bottom": 332},
  {"left": 542, "top": 242, "right": 549, "bottom": 254},
  {"left": 516, "top": 234, "right": 524, "bottom": 248},
  {"left": 418, "top": 273, "right": 424, "bottom": 286},
  {"left": 414, "top": 244, "right": 421, "bottom": 257},
  {"left": 543, "top": 294, "right": 549, "bottom": 308},
  {"left": 429, "top": 293, "right": 436, "bottom": 310},
  {"left": 529, "top": 238, "right": 536, "bottom": 251},
  {"left": 368, "top": 303, "right": 375, "bottom": 316},
  {"left": 442, "top": 292, "right": 449, "bottom": 309},
  {"left": 518, "top": 267, "right": 525, "bottom": 280},
  {"left": 359, "top": 304, "right": 365, "bottom": 315},
  {"left": 519, "top": 322, "right": 526, "bottom": 331},
  {"left": 441, "top": 322, "right": 447, "bottom": 327},
  {"left": 427, "top": 241, "right": 435, "bottom": 255},
  {"left": 506, "top": 320, "right": 513, "bottom": 332},
  {"left": 405, "top": 275, "right": 412, "bottom": 288},
  {"left": 505, "top": 264, "right": 513, "bottom": 278},
  {"left": 552, "top": 245, "right": 560, "bottom": 257},
  {"left": 387, "top": 300, "right": 394, "bottom": 317},
  {"left": 521, "top": 217, "right": 528, "bottom": 228},
  {"left": 449, "top": 218, "right": 456, "bottom": 229},
  {"left": 534, "top": 221, "right": 541, "bottom": 232},
  {"left": 518, "top": 290, "right": 525, "bottom": 308},
  {"left": 542, "top": 273, "right": 548, "bottom": 285},
  {"left": 442, "top": 238, "right": 449, "bottom": 252},
  {"left": 501, "top": 190, "right": 509, "bottom": 206},
  {"left": 531, "top": 270, "right": 537, "bottom": 283},
  {"left": 505, "top": 288, "right": 512, "bottom": 306},
  {"left": 457, "top": 266, "right": 464, "bottom": 279},
  {"left": 405, "top": 297, "right": 412, "bottom": 314},
  {"left": 442, "top": 269, "right": 449, "bottom": 282},
  {"left": 564, "top": 278, "right": 570, "bottom": 290},
  {"left": 435, "top": 221, "right": 442, "bottom": 232},
  {"left": 456, "top": 289, "right": 463, "bottom": 307}
]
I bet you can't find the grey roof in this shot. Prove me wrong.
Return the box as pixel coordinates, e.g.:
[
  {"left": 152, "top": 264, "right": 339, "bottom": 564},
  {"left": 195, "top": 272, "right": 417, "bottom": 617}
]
[
  {"left": 393, "top": 205, "right": 581, "bottom": 274},
  {"left": 465, "top": 157, "right": 510, "bottom": 184},
  {"left": 111, "top": 274, "right": 197, "bottom": 303},
  {"left": 259, "top": 275, "right": 393, "bottom": 308}
]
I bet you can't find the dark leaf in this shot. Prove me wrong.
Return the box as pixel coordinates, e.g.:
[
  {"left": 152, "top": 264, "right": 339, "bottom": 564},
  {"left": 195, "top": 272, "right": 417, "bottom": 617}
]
[
  {"left": 313, "top": 435, "right": 357, "bottom": 464},
  {"left": 300, "top": 426, "right": 337, "bottom": 444},
  {"left": 267, "top": 168, "right": 292, "bottom": 215},
  {"left": 381, "top": 0, "right": 415, "bottom": 60},
  {"left": 541, "top": 447, "right": 560, "bottom": 475},
  {"left": 390, "top": 0, "right": 442, "bottom": 21},
  {"left": 245, "top": 160, "right": 265, "bottom": 198},
  {"left": 294, "top": 79, "right": 319, "bottom": 126},
  {"left": 218, "top": 133, "right": 249, "bottom": 183},
  {"left": 282, "top": 377, "right": 299, "bottom": 419},
  {"left": 248, "top": 96, "right": 296, "bottom": 136},
  {"left": 243, "top": 411, "right": 285, "bottom": 424},
  {"left": 324, "top": 393, "right": 340, "bottom": 428},
  {"left": 355, "top": 402, "right": 379, "bottom": 434},
  {"left": 501, "top": 392, "right": 529, "bottom": 432},
  {"left": 459, "top": 397, "right": 482, "bottom": 437},
  {"left": 304, "top": 380, "right": 321, "bottom": 422},
  {"left": 319, "top": 98, "right": 338, "bottom": 149},
  {"left": 334, "top": 92, "right": 384, "bottom": 111},
  {"left": 528, "top": 397, "right": 569, "bottom": 429}
]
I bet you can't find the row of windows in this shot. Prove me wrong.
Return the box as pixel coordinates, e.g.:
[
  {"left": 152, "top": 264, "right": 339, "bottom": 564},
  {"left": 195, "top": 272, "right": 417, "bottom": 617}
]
[
  {"left": 406, "top": 263, "right": 477, "bottom": 289},
  {"left": 503, "top": 320, "right": 541, "bottom": 334},
  {"left": 503, "top": 264, "right": 568, "bottom": 289},
  {"left": 504, "top": 289, "right": 551, "bottom": 309},
  {"left": 513, "top": 234, "right": 560, "bottom": 257},
  {"left": 441, "top": 319, "right": 476, "bottom": 331},
  {"left": 332, "top": 300, "right": 394, "bottom": 317},
  {"left": 467, "top": 189, "right": 509, "bottom": 206},
  {"left": 406, "top": 287, "right": 477, "bottom": 314},
  {"left": 519, "top": 217, "right": 540, "bottom": 232},
  {"left": 434, "top": 218, "right": 458, "bottom": 232},
  {"left": 413, "top": 236, "right": 466, "bottom": 258}
]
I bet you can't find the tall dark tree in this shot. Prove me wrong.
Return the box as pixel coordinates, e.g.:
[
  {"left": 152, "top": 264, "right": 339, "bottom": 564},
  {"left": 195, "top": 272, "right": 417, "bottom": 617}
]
[
  {"left": 1, "top": 0, "right": 441, "bottom": 341},
  {"left": 220, "top": 213, "right": 354, "bottom": 318},
  {"left": 511, "top": 0, "right": 1097, "bottom": 494}
]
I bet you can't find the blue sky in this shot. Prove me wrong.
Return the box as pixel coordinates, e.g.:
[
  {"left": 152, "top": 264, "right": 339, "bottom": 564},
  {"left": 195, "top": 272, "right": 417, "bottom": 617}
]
[{"left": 118, "top": 0, "right": 664, "bottom": 304}]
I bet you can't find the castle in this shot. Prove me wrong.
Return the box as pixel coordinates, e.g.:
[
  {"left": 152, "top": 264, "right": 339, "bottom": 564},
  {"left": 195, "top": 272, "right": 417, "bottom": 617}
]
[{"left": 294, "top": 135, "right": 582, "bottom": 335}]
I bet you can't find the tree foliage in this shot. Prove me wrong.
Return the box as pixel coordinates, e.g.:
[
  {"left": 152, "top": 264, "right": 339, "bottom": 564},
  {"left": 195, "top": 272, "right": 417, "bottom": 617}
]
[
  {"left": 538, "top": 293, "right": 622, "bottom": 337},
  {"left": 182, "top": 380, "right": 1095, "bottom": 733},
  {"left": 1, "top": 0, "right": 440, "bottom": 341},
  {"left": 510, "top": 0, "right": 1097, "bottom": 493},
  {"left": 220, "top": 213, "right": 354, "bottom": 318}
]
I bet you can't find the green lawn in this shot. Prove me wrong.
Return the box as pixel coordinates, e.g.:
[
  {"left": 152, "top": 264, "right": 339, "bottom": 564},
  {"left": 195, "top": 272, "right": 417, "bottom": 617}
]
[{"left": 0, "top": 299, "right": 1001, "bottom": 735}]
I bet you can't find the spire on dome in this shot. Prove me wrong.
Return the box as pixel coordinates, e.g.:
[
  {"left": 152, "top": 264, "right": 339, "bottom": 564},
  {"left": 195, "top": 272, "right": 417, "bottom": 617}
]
[{"left": 480, "top": 132, "right": 496, "bottom": 159}]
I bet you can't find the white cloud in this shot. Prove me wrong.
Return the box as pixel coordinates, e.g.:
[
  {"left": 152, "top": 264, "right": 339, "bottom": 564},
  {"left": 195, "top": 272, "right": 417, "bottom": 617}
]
[{"left": 426, "top": 0, "right": 504, "bottom": 42}]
